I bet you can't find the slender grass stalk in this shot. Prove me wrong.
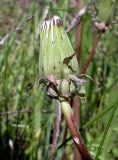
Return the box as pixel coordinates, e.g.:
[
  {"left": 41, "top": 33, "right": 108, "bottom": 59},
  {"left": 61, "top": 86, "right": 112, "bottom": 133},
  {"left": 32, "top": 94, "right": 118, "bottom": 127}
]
[
  {"left": 50, "top": 100, "right": 61, "bottom": 158},
  {"left": 95, "top": 105, "right": 118, "bottom": 160}
]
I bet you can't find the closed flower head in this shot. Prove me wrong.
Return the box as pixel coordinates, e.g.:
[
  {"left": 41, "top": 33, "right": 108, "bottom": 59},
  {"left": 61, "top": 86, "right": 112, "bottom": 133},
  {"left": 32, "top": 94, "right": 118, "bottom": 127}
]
[{"left": 39, "top": 15, "right": 78, "bottom": 79}]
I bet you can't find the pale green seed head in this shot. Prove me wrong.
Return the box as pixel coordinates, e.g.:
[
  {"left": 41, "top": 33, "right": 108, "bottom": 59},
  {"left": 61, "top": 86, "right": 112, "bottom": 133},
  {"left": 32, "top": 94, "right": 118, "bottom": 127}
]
[{"left": 39, "top": 15, "right": 79, "bottom": 79}]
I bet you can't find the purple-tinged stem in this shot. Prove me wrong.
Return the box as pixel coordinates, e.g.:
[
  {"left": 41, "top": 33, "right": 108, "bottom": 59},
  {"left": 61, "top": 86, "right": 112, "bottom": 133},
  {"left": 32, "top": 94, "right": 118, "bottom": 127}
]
[
  {"left": 60, "top": 101, "right": 93, "bottom": 160},
  {"left": 80, "top": 33, "right": 101, "bottom": 74}
]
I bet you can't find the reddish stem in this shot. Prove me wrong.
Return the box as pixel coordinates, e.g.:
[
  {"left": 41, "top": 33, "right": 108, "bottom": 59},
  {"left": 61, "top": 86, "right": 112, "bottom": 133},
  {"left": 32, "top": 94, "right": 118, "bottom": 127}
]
[
  {"left": 73, "top": 0, "right": 84, "bottom": 159},
  {"left": 80, "top": 33, "right": 101, "bottom": 74},
  {"left": 61, "top": 101, "right": 93, "bottom": 160}
]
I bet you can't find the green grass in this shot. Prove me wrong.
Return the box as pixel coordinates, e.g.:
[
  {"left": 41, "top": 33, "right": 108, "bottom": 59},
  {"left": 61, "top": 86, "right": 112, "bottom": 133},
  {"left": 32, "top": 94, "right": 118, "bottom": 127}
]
[{"left": 0, "top": 0, "right": 118, "bottom": 160}]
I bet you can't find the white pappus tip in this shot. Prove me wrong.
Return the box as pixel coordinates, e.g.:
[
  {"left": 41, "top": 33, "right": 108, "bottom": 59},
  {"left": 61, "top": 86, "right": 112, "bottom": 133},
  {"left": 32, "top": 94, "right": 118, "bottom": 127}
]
[{"left": 41, "top": 15, "right": 63, "bottom": 31}]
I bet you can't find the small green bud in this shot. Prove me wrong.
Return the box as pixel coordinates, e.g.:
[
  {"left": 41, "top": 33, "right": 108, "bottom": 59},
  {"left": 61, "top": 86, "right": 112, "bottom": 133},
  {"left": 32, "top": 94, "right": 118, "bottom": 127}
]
[{"left": 39, "top": 15, "right": 78, "bottom": 79}]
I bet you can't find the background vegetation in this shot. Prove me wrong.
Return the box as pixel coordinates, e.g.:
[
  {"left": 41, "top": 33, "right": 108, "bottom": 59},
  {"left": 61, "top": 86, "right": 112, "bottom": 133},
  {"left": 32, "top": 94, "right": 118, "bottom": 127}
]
[{"left": 0, "top": 0, "right": 118, "bottom": 160}]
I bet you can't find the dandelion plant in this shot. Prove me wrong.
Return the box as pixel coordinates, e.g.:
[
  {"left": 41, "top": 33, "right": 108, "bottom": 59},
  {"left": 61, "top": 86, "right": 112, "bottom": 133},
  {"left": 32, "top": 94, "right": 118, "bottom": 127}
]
[
  {"left": 27, "top": 15, "right": 93, "bottom": 160},
  {"left": 0, "top": 1, "right": 117, "bottom": 160}
]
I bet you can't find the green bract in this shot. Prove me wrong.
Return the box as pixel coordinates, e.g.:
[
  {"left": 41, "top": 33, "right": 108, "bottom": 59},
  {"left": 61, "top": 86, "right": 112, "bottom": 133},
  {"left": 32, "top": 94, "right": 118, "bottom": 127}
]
[{"left": 39, "top": 15, "right": 78, "bottom": 79}]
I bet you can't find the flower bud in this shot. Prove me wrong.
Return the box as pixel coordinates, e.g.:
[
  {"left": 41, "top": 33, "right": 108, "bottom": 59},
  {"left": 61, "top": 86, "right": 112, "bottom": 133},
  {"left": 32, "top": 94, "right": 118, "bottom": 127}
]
[{"left": 39, "top": 15, "right": 78, "bottom": 79}]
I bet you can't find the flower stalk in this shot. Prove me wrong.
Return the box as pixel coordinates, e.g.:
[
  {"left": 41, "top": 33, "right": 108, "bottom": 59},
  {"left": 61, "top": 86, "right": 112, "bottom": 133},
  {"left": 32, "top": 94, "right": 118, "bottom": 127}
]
[{"left": 60, "top": 101, "right": 93, "bottom": 160}]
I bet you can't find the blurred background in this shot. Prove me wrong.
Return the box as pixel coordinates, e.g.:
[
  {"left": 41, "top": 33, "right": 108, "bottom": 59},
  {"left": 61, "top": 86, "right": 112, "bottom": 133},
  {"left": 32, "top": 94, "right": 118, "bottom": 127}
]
[{"left": 0, "top": 0, "right": 118, "bottom": 160}]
